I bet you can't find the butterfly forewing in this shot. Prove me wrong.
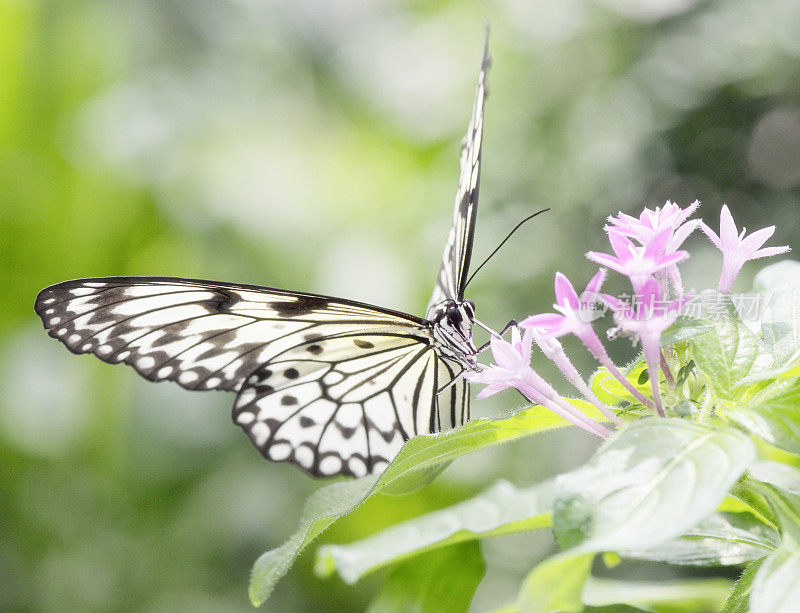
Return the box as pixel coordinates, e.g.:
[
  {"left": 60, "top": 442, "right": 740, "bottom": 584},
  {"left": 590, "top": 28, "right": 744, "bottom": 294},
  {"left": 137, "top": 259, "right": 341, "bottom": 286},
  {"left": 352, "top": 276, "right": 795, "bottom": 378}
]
[
  {"left": 428, "top": 38, "right": 489, "bottom": 312},
  {"left": 35, "top": 277, "right": 466, "bottom": 477}
]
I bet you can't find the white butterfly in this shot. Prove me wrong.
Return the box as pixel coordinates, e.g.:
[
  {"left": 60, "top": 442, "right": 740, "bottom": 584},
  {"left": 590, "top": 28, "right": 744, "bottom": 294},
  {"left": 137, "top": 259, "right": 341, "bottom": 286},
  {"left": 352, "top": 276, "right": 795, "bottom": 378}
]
[{"left": 35, "top": 41, "right": 490, "bottom": 478}]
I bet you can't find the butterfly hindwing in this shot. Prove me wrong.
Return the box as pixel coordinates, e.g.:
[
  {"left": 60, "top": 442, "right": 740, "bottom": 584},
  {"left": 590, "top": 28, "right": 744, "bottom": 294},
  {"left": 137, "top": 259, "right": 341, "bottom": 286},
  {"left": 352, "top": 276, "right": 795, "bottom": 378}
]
[
  {"left": 233, "top": 330, "right": 457, "bottom": 477},
  {"left": 34, "top": 277, "right": 467, "bottom": 477},
  {"left": 428, "top": 38, "right": 489, "bottom": 312}
]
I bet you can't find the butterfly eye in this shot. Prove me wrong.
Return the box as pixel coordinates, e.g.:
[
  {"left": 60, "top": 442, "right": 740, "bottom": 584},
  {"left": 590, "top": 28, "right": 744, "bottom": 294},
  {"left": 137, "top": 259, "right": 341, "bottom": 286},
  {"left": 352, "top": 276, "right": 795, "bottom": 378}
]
[
  {"left": 463, "top": 300, "right": 475, "bottom": 318},
  {"left": 447, "top": 306, "right": 463, "bottom": 324}
]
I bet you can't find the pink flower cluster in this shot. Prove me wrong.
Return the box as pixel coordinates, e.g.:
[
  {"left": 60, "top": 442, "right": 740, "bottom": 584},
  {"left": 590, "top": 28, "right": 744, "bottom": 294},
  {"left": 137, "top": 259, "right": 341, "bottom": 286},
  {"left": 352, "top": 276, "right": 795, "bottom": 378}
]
[{"left": 466, "top": 202, "right": 790, "bottom": 436}]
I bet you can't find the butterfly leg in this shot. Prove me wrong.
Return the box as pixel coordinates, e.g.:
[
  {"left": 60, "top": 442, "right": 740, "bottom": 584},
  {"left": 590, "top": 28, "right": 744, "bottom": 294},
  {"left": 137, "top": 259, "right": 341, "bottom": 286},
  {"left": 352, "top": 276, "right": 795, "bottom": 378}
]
[{"left": 475, "top": 319, "right": 519, "bottom": 354}]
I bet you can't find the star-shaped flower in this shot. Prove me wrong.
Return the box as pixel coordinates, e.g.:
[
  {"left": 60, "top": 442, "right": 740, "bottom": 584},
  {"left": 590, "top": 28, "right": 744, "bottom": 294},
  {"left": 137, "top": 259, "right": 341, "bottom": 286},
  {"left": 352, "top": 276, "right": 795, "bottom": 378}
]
[
  {"left": 522, "top": 270, "right": 655, "bottom": 412},
  {"left": 606, "top": 200, "right": 700, "bottom": 252},
  {"left": 464, "top": 327, "right": 610, "bottom": 437},
  {"left": 521, "top": 269, "right": 608, "bottom": 340},
  {"left": 700, "top": 204, "right": 791, "bottom": 293},
  {"left": 464, "top": 327, "right": 534, "bottom": 399},
  {"left": 606, "top": 201, "right": 700, "bottom": 292},
  {"left": 587, "top": 229, "right": 688, "bottom": 294}
]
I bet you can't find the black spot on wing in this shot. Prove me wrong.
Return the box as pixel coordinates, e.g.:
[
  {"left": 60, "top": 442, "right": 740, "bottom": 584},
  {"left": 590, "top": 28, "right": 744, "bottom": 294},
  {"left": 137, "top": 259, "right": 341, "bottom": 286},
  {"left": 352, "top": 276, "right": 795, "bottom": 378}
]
[
  {"left": 353, "top": 339, "right": 375, "bottom": 349},
  {"left": 284, "top": 368, "right": 299, "bottom": 379},
  {"left": 213, "top": 288, "right": 242, "bottom": 311},
  {"left": 458, "top": 193, "right": 472, "bottom": 216},
  {"left": 335, "top": 423, "right": 357, "bottom": 439},
  {"left": 281, "top": 395, "right": 298, "bottom": 406},
  {"left": 307, "top": 344, "right": 323, "bottom": 355},
  {"left": 270, "top": 296, "right": 326, "bottom": 317}
]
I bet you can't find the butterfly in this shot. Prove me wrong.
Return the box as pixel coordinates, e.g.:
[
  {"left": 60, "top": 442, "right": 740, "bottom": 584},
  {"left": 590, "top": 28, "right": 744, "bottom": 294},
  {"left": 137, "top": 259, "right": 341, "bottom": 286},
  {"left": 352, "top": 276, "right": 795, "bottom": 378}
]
[{"left": 34, "top": 40, "right": 490, "bottom": 479}]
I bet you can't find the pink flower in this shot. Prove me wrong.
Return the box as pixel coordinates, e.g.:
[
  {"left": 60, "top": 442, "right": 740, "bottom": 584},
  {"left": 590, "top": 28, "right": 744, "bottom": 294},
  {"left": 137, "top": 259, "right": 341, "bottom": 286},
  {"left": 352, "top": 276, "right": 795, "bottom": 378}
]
[
  {"left": 700, "top": 204, "right": 791, "bottom": 293},
  {"left": 465, "top": 328, "right": 610, "bottom": 437},
  {"left": 522, "top": 271, "right": 656, "bottom": 412},
  {"left": 521, "top": 269, "right": 608, "bottom": 341},
  {"left": 587, "top": 229, "right": 688, "bottom": 294},
  {"left": 465, "top": 327, "right": 534, "bottom": 399},
  {"left": 604, "top": 278, "right": 688, "bottom": 417},
  {"left": 606, "top": 201, "right": 700, "bottom": 292},
  {"left": 606, "top": 200, "right": 700, "bottom": 252}
]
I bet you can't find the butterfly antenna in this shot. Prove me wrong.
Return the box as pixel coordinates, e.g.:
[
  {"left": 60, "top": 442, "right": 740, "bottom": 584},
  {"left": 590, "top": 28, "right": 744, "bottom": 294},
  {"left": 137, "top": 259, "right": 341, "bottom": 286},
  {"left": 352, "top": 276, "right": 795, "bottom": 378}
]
[{"left": 463, "top": 208, "right": 550, "bottom": 290}]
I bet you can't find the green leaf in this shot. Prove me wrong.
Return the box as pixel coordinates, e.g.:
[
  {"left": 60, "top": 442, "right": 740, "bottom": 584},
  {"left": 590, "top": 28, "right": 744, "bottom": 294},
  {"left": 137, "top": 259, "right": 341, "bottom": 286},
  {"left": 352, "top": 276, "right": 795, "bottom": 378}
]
[
  {"left": 624, "top": 511, "right": 778, "bottom": 566},
  {"left": 662, "top": 315, "right": 715, "bottom": 346},
  {"left": 584, "top": 606, "right": 648, "bottom": 613},
  {"left": 721, "top": 558, "right": 766, "bottom": 613},
  {"left": 366, "top": 541, "right": 485, "bottom": 613},
  {"left": 741, "top": 288, "right": 800, "bottom": 384},
  {"left": 751, "top": 542, "right": 800, "bottom": 613},
  {"left": 583, "top": 576, "right": 732, "bottom": 613},
  {"left": 591, "top": 367, "right": 650, "bottom": 408},
  {"left": 316, "top": 479, "right": 553, "bottom": 583},
  {"left": 689, "top": 295, "right": 758, "bottom": 398},
  {"left": 747, "top": 461, "right": 800, "bottom": 541},
  {"left": 728, "top": 482, "right": 780, "bottom": 530},
  {"left": 249, "top": 476, "right": 377, "bottom": 605},
  {"left": 516, "top": 552, "right": 594, "bottom": 613},
  {"left": 248, "top": 403, "right": 592, "bottom": 605},
  {"left": 553, "top": 419, "right": 756, "bottom": 553},
  {"left": 748, "top": 461, "right": 800, "bottom": 496},
  {"left": 725, "top": 377, "right": 800, "bottom": 454},
  {"left": 379, "top": 401, "right": 604, "bottom": 495}
]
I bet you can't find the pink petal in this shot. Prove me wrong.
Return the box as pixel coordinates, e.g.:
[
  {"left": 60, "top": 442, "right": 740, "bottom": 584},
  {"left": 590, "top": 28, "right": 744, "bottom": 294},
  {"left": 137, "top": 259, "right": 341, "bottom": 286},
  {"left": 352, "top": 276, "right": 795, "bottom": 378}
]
[
  {"left": 584, "top": 268, "right": 607, "bottom": 295},
  {"left": 719, "top": 205, "right": 738, "bottom": 246},
  {"left": 739, "top": 225, "right": 776, "bottom": 253},
  {"left": 699, "top": 221, "right": 722, "bottom": 249},
  {"left": 752, "top": 245, "right": 791, "bottom": 259},
  {"left": 639, "top": 276, "right": 662, "bottom": 304},
  {"left": 554, "top": 272, "right": 580, "bottom": 310},
  {"left": 475, "top": 368, "right": 516, "bottom": 385},
  {"left": 675, "top": 200, "right": 700, "bottom": 225},
  {"left": 670, "top": 220, "right": 700, "bottom": 249},
  {"left": 490, "top": 335, "right": 520, "bottom": 369},
  {"left": 608, "top": 230, "right": 634, "bottom": 260},
  {"left": 658, "top": 250, "right": 689, "bottom": 267},
  {"left": 521, "top": 327, "right": 535, "bottom": 363},
  {"left": 586, "top": 251, "right": 625, "bottom": 273},
  {"left": 644, "top": 228, "right": 672, "bottom": 259},
  {"left": 476, "top": 384, "right": 507, "bottom": 399},
  {"left": 598, "top": 292, "right": 625, "bottom": 312},
  {"left": 521, "top": 313, "right": 565, "bottom": 332},
  {"left": 510, "top": 326, "right": 524, "bottom": 356}
]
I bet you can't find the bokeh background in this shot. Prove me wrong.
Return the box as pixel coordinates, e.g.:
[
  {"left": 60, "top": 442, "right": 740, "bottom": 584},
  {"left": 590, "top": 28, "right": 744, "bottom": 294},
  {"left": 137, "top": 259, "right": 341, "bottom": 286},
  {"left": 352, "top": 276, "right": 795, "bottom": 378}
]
[{"left": 2, "top": 0, "right": 800, "bottom": 611}]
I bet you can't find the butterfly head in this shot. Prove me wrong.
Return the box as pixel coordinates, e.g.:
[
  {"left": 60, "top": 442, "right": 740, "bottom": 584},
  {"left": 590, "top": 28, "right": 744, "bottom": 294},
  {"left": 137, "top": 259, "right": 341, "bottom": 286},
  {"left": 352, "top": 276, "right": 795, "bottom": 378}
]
[{"left": 430, "top": 299, "right": 478, "bottom": 366}]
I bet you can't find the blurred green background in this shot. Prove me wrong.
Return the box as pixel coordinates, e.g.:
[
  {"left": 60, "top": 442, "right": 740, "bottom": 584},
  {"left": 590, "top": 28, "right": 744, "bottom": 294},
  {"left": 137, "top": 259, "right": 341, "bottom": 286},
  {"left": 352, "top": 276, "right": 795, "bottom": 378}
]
[{"left": 2, "top": 1, "right": 800, "bottom": 611}]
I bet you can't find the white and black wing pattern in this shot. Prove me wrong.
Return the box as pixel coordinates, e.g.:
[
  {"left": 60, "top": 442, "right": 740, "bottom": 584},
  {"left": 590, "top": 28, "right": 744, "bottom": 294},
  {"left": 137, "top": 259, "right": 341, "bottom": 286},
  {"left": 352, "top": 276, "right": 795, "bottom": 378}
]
[
  {"left": 34, "top": 277, "right": 468, "bottom": 477},
  {"left": 427, "top": 37, "right": 490, "bottom": 314}
]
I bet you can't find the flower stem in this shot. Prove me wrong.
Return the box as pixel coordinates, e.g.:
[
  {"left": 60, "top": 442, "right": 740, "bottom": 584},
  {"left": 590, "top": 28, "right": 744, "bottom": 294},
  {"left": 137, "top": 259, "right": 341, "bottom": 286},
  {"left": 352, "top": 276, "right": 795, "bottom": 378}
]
[
  {"left": 517, "top": 382, "right": 610, "bottom": 438},
  {"left": 660, "top": 350, "right": 676, "bottom": 388},
  {"left": 531, "top": 331, "right": 621, "bottom": 426},
  {"left": 579, "top": 329, "right": 656, "bottom": 410},
  {"left": 638, "top": 335, "right": 666, "bottom": 416}
]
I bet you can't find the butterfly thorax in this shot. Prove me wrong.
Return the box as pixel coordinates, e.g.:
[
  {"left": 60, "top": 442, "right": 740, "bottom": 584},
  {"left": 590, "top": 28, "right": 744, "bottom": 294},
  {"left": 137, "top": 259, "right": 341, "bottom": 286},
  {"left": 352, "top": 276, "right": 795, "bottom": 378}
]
[{"left": 427, "top": 299, "right": 478, "bottom": 368}]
